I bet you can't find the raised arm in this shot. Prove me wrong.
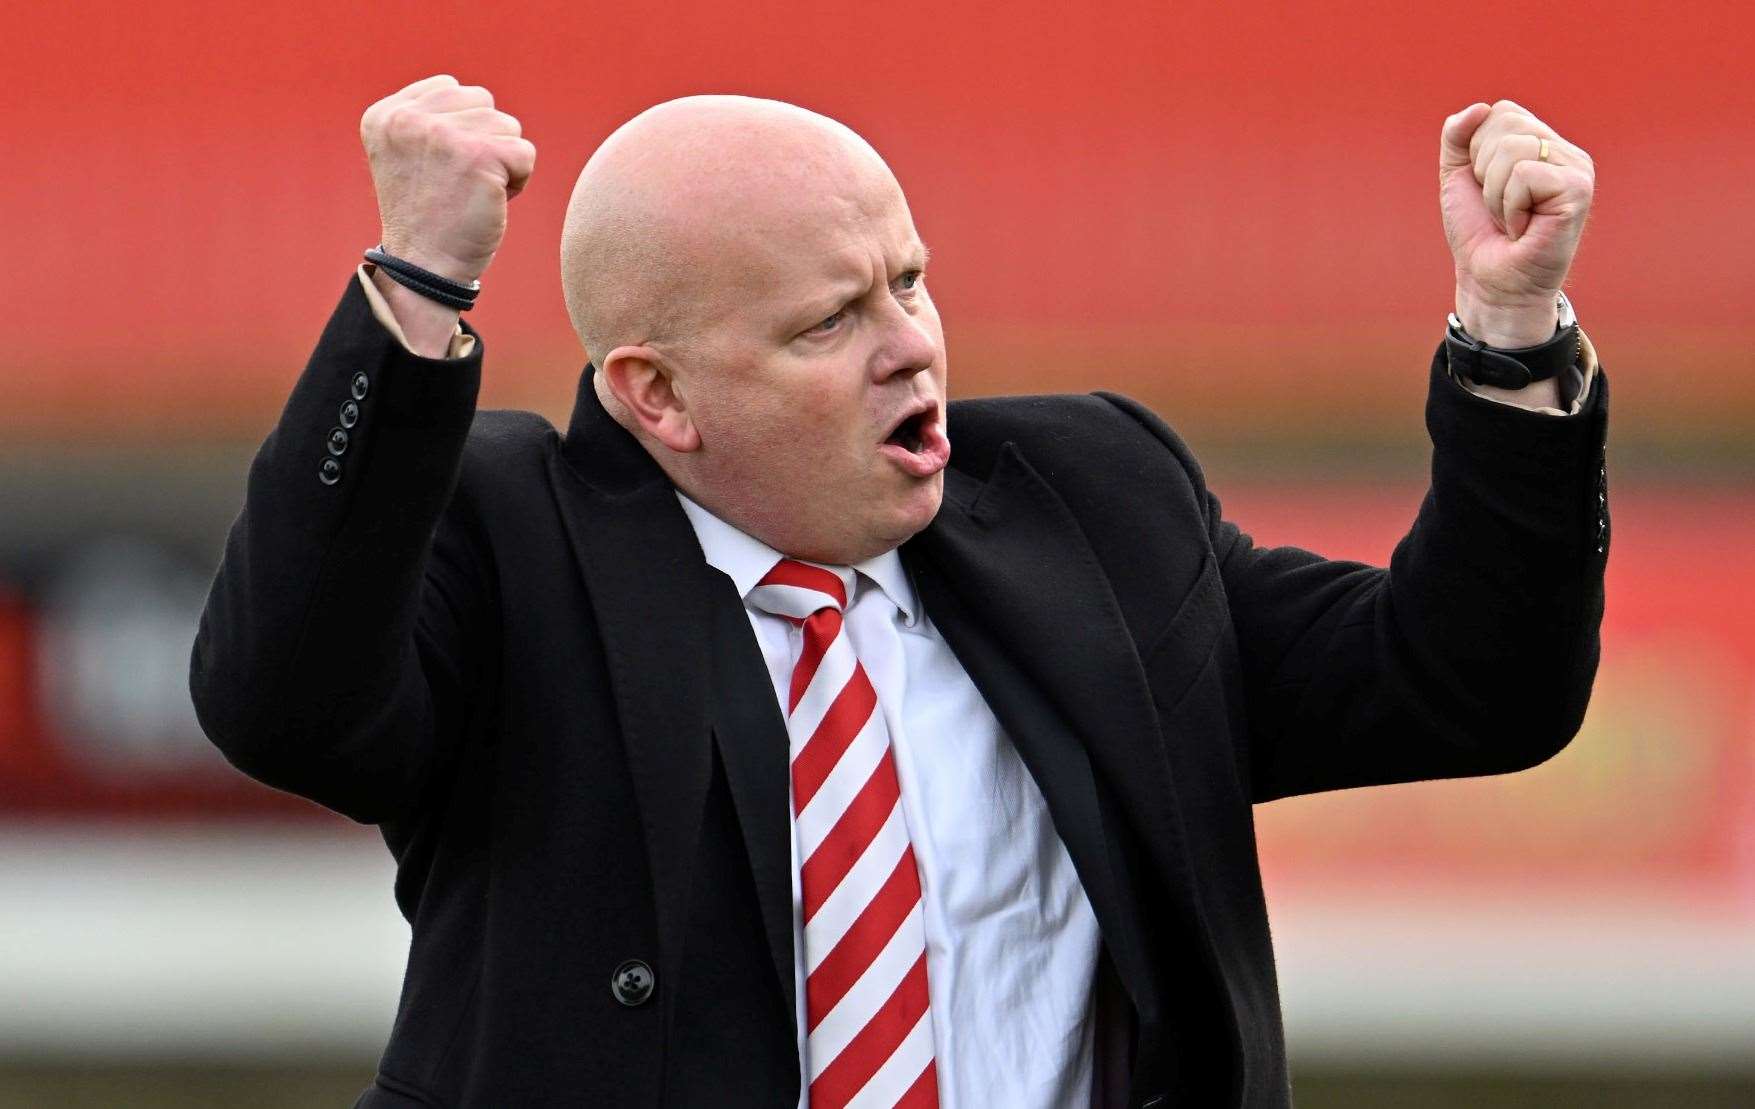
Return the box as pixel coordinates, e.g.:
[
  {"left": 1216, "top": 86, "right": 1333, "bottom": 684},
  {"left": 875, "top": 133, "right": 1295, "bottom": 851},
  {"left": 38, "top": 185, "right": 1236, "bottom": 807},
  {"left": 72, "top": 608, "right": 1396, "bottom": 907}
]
[
  {"left": 1124, "top": 99, "right": 1608, "bottom": 801},
  {"left": 1127, "top": 338, "right": 1608, "bottom": 803},
  {"left": 188, "top": 76, "right": 535, "bottom": 824}
]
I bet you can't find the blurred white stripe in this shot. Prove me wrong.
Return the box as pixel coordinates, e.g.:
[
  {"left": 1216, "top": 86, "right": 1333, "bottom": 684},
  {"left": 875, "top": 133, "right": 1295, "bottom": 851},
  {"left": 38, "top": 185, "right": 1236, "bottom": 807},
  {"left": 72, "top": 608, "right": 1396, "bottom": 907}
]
[
  {"left": 0, "top": 822, "right": 407, "bottom": 1059},
  {"left": 3, "top": 826, "right": 1753, "bottom": 1069},
  {"left": 1269, "top": 883, "right": 1755, "bottom": 1070}
]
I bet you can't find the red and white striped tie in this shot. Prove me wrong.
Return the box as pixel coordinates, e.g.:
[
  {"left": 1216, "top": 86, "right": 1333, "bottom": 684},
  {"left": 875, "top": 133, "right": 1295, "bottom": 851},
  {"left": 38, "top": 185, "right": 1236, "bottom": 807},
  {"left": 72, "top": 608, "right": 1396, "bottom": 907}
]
[{"left": 749, "top": 558, "right": 939, "bottom": 1109}]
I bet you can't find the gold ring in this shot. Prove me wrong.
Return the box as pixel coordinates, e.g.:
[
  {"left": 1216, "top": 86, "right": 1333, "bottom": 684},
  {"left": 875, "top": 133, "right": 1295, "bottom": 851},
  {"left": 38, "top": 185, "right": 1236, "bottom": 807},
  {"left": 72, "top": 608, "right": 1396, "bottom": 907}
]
[{"left": 1538, "top": 138, "right": 1551, "bottom": 162}]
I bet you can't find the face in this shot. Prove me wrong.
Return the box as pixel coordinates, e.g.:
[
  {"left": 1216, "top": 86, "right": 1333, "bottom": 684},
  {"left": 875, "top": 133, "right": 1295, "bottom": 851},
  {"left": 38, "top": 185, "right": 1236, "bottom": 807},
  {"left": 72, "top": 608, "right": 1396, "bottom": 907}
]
[{"left": 666, "top": 162, "right": 949, "bottom": 565}]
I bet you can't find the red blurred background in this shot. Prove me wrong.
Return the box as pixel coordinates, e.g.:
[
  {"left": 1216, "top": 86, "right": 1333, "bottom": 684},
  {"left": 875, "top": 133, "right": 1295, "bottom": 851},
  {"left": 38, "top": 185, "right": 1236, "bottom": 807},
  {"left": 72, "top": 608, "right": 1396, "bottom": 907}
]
[
  {"left": 2, "top": 1, "right": 1751, "bottom": 1104},
  {"left": 7, "top": 0, "right": 1753, "bottom": 441}
]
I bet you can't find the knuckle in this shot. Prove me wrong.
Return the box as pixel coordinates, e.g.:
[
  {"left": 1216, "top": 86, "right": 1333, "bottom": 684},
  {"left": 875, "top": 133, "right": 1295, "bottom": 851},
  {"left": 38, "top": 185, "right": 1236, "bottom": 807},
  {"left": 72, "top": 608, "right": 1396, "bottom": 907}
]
[
  {"left": 453, "top": 135, "right": 489, "bottom": 164},
  {"left": 382, "top": 103, "right": 422, "bottom": 138},
  {"left": 360, "top": 95, "right": 396, "bottom": 130},
  {"left": 473, "top": 134, "right": 514, "bottom": 162}
]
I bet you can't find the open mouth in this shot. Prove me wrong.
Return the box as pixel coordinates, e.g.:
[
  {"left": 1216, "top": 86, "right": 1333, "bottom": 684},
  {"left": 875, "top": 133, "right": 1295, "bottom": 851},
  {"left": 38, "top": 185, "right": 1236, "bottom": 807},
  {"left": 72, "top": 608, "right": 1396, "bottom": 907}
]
[
  {"left": 878, "top": 403, "right": 951, "bottom": 477},
  {"left": 886, "top": 410, "right": 929, "bottom": 453}
]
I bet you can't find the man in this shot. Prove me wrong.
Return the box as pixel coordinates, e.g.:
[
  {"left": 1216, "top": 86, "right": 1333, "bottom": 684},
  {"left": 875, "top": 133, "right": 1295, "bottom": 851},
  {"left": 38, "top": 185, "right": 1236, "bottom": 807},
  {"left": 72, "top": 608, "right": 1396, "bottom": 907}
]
[{"left": 189, "top": 75, "right": 1607, "bottom": 1108}]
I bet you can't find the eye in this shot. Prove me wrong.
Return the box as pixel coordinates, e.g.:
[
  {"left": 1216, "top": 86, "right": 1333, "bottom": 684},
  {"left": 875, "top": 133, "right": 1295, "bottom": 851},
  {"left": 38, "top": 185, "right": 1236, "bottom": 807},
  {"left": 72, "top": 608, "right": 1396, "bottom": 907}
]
[
  {"left": 804, "top": 308, "right": 845, "bottom": 336},
  {"left": 895, "top": 269, "right": 924, "bottom": 293}
]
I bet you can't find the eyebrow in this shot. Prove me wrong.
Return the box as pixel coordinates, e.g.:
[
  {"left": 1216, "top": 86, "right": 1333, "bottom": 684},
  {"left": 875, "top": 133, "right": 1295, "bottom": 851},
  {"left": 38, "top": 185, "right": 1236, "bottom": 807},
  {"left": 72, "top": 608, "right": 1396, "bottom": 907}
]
[{"left": 786, "top": 242, "right": 936, "bottom": 333}]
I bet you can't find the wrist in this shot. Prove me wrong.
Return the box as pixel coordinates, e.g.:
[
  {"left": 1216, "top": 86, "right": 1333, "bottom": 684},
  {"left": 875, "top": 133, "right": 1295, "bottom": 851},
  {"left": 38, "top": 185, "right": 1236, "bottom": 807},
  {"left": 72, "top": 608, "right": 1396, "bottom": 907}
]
[
  {"left": 1453, "top": 286, "right": 1560, "bottom": 348},
  {"left": 368, "top": 264, "right": 464, "bottom": 359},
  {"left": 379, "top": 231, "right": 489, "bottom": 286},
  {"left": 1445, "top": 290, "right": 1580, "bottom": 391}
]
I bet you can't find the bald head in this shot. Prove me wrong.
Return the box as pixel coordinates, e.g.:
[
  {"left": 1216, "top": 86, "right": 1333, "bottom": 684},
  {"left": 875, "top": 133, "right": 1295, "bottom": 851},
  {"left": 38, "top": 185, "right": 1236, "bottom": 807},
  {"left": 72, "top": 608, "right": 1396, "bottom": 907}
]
[
  {"left": 559, "top": 94, "right": 946, "bottom": 566},
  {"left": 560, "top": 95, "right": 900, "bottom": 368}
]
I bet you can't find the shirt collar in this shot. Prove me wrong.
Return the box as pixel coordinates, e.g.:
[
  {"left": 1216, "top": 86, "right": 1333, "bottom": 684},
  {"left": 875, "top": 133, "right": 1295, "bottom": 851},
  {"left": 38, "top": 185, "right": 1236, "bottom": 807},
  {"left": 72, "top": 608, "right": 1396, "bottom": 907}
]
[{"left": 675, "top": 491, "right": 920, "bottom": 627}]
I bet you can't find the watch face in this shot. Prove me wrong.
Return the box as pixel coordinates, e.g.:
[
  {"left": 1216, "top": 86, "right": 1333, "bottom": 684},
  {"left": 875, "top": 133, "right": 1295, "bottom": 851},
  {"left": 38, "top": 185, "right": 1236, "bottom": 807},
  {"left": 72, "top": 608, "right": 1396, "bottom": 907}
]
[{"left": 1556, "top": 290, "right": 1577, "bottom": 329}]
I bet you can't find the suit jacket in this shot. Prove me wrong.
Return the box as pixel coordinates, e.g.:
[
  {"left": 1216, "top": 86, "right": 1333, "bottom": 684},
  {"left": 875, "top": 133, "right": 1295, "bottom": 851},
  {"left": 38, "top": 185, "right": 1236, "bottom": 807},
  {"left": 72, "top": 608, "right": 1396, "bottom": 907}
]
[{"left": 189, "top": 273, "right": 1610, "bottom": 1108}]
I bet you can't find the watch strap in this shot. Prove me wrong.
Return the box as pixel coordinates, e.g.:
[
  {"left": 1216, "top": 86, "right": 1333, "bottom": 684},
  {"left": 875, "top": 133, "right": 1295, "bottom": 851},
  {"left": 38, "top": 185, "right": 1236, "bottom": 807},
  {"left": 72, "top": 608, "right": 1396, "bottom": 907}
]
[{"left": 1446, "top": 295, "right": 1580, "bottom": 389}]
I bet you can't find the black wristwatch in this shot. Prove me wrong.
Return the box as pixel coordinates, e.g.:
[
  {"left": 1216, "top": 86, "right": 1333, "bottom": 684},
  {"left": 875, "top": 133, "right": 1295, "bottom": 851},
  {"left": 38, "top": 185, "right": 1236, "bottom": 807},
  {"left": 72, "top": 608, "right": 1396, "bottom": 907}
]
[{"left": 1445, "top": 291, "right": 1580, "bottom": 389}]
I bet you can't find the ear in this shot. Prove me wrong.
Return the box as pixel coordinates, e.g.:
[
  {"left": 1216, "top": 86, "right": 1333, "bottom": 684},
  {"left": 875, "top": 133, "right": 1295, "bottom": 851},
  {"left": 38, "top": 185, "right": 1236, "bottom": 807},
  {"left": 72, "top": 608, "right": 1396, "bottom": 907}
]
[{"left": 598, "top": 344, "right": 702, "bottom": 453}]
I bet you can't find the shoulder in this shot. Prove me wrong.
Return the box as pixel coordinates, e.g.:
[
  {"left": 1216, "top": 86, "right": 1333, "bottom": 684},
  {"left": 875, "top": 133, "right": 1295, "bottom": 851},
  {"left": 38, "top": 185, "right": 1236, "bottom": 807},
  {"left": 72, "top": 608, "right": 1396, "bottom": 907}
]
[
  {"left": 449, "top": 408, "right": 563, "bottom": 518},
  {"left": 458, "top": 408, "right": 559, "bottom": 471},
  {"left": 945, "top": 390, "right": 1205, "bottom": 488},
  {"left": 464, "top": 407, "right": 557, "bottom": 451},
  {"left": 941, "top": 392, "right": 1219, "bottom": 643}
]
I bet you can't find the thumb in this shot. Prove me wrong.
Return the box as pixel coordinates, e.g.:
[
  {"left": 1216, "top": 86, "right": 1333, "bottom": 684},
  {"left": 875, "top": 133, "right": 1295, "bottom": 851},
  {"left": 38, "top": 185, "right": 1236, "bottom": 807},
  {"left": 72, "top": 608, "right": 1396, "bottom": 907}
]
[{"left": 1440, "top": 102, "right": 1491, "bottom": 174}]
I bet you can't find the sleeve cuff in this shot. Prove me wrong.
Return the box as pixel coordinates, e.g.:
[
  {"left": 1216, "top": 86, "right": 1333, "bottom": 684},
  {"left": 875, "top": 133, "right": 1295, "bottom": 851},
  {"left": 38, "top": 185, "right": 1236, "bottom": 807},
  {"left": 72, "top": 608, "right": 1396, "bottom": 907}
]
[
  {"left": 1453, "top": 328, "right": 1598, "bottom": 417},
  {"left": 354, "top": 264, "right": 477, "bottom": 360}
]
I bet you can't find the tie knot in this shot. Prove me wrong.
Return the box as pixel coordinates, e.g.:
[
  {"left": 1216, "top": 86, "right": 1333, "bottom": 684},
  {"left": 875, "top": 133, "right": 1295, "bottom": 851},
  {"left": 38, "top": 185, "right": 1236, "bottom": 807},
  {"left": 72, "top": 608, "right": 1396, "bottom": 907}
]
[{"left": 748, "top": 558, "right": 855, "bottom": 620}]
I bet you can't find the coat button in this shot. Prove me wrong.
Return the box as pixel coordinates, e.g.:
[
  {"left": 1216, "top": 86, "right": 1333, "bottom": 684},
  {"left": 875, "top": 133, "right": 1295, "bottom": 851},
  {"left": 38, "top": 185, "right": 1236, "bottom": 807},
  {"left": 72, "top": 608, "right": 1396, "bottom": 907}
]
[
  {"left": 319, "top": 457, "right": 342, "bottom": 486},
  {"left": 327, "top": 427, "right": 350, "bottom": 456},
  {"left": 350, "top": 372, "right": 370, "bottom": 401},
  {"left": 339, "top": 400, "right": 360, "bottom": 428},
  {"left": 611, "top": 959, "right": 655, "bottom": 1006}
]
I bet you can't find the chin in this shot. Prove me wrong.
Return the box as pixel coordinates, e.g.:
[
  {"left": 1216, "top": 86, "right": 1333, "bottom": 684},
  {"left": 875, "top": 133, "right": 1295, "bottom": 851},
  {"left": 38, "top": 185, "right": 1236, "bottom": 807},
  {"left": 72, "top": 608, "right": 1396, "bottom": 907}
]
[
  {"left": 791, "top": 476, "right": 946, "bottom": 565},
  {"left": 877, "top": 474, "right": 945, "bottom": 549}
]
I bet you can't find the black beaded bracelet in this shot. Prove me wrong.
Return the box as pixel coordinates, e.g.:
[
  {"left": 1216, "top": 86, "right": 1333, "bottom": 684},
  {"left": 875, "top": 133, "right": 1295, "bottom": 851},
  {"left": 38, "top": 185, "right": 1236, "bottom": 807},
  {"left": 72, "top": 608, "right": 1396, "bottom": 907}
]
[{"left": 364, "top": 245, "right": 481, "bottom": 310}]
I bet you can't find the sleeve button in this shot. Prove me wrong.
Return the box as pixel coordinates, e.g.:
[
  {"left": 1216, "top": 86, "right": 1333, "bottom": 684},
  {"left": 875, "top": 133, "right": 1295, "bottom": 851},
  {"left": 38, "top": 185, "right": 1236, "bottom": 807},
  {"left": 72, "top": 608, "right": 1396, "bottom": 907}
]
[
  {"left": 339, "top": 400, "right": 360, "bottom": 428},
  {"left": 319, "top": 457, "right": 342, "bottom": 486},
  {"left": 350, "top": 372, "right": 370, "bottom": 401},
  {"left": 327, "top": 427, "right": 350, "bottom": 456}
]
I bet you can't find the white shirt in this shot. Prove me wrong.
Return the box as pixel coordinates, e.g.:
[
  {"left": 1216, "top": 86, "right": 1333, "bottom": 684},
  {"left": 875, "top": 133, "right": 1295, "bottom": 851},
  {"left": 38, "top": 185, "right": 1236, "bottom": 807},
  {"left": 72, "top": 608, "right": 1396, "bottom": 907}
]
[{"left": 677, "top": 492, "right": 1103, "bottom": 1109}]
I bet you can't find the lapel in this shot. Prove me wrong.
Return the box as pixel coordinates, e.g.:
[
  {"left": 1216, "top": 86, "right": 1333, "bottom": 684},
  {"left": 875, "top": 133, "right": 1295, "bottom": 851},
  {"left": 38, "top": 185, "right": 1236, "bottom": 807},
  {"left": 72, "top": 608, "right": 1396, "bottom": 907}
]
[
  {"left": 903, "top": 443, "right": 1210, "bottom": 1024},
  {"left": 545, "top": 366, "right": 739, "bottom": 1025},
  {"left": 545, "top": 373, "right": 1215, "bottom": 1050},
  {"left": 704, "top": 570, "right": 799, "bottom": 1026}
]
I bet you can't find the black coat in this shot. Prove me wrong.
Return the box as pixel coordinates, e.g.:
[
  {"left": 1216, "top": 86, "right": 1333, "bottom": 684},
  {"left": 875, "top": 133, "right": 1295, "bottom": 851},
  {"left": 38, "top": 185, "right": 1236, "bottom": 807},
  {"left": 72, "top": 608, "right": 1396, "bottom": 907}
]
[{"left": 189, "top": 274, "right": 1609, "bottom": 1108}]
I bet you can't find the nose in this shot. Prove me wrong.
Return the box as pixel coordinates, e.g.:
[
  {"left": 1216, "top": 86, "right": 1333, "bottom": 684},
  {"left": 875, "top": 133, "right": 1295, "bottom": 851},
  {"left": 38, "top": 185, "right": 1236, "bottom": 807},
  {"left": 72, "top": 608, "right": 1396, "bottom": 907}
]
[{"left": 870, "top": 295, "right": 939, "bottom": 384}]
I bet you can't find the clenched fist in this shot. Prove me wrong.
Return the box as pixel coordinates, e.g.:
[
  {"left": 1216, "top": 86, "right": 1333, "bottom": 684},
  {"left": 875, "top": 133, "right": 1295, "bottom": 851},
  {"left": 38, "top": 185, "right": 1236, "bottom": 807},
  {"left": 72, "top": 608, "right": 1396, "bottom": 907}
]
[
  {"left": 361, "top": 74, "right": 537, "bottom": 286},
  {"left": 1440, "top": 100, "right": 1594, "bottom": 349}
]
